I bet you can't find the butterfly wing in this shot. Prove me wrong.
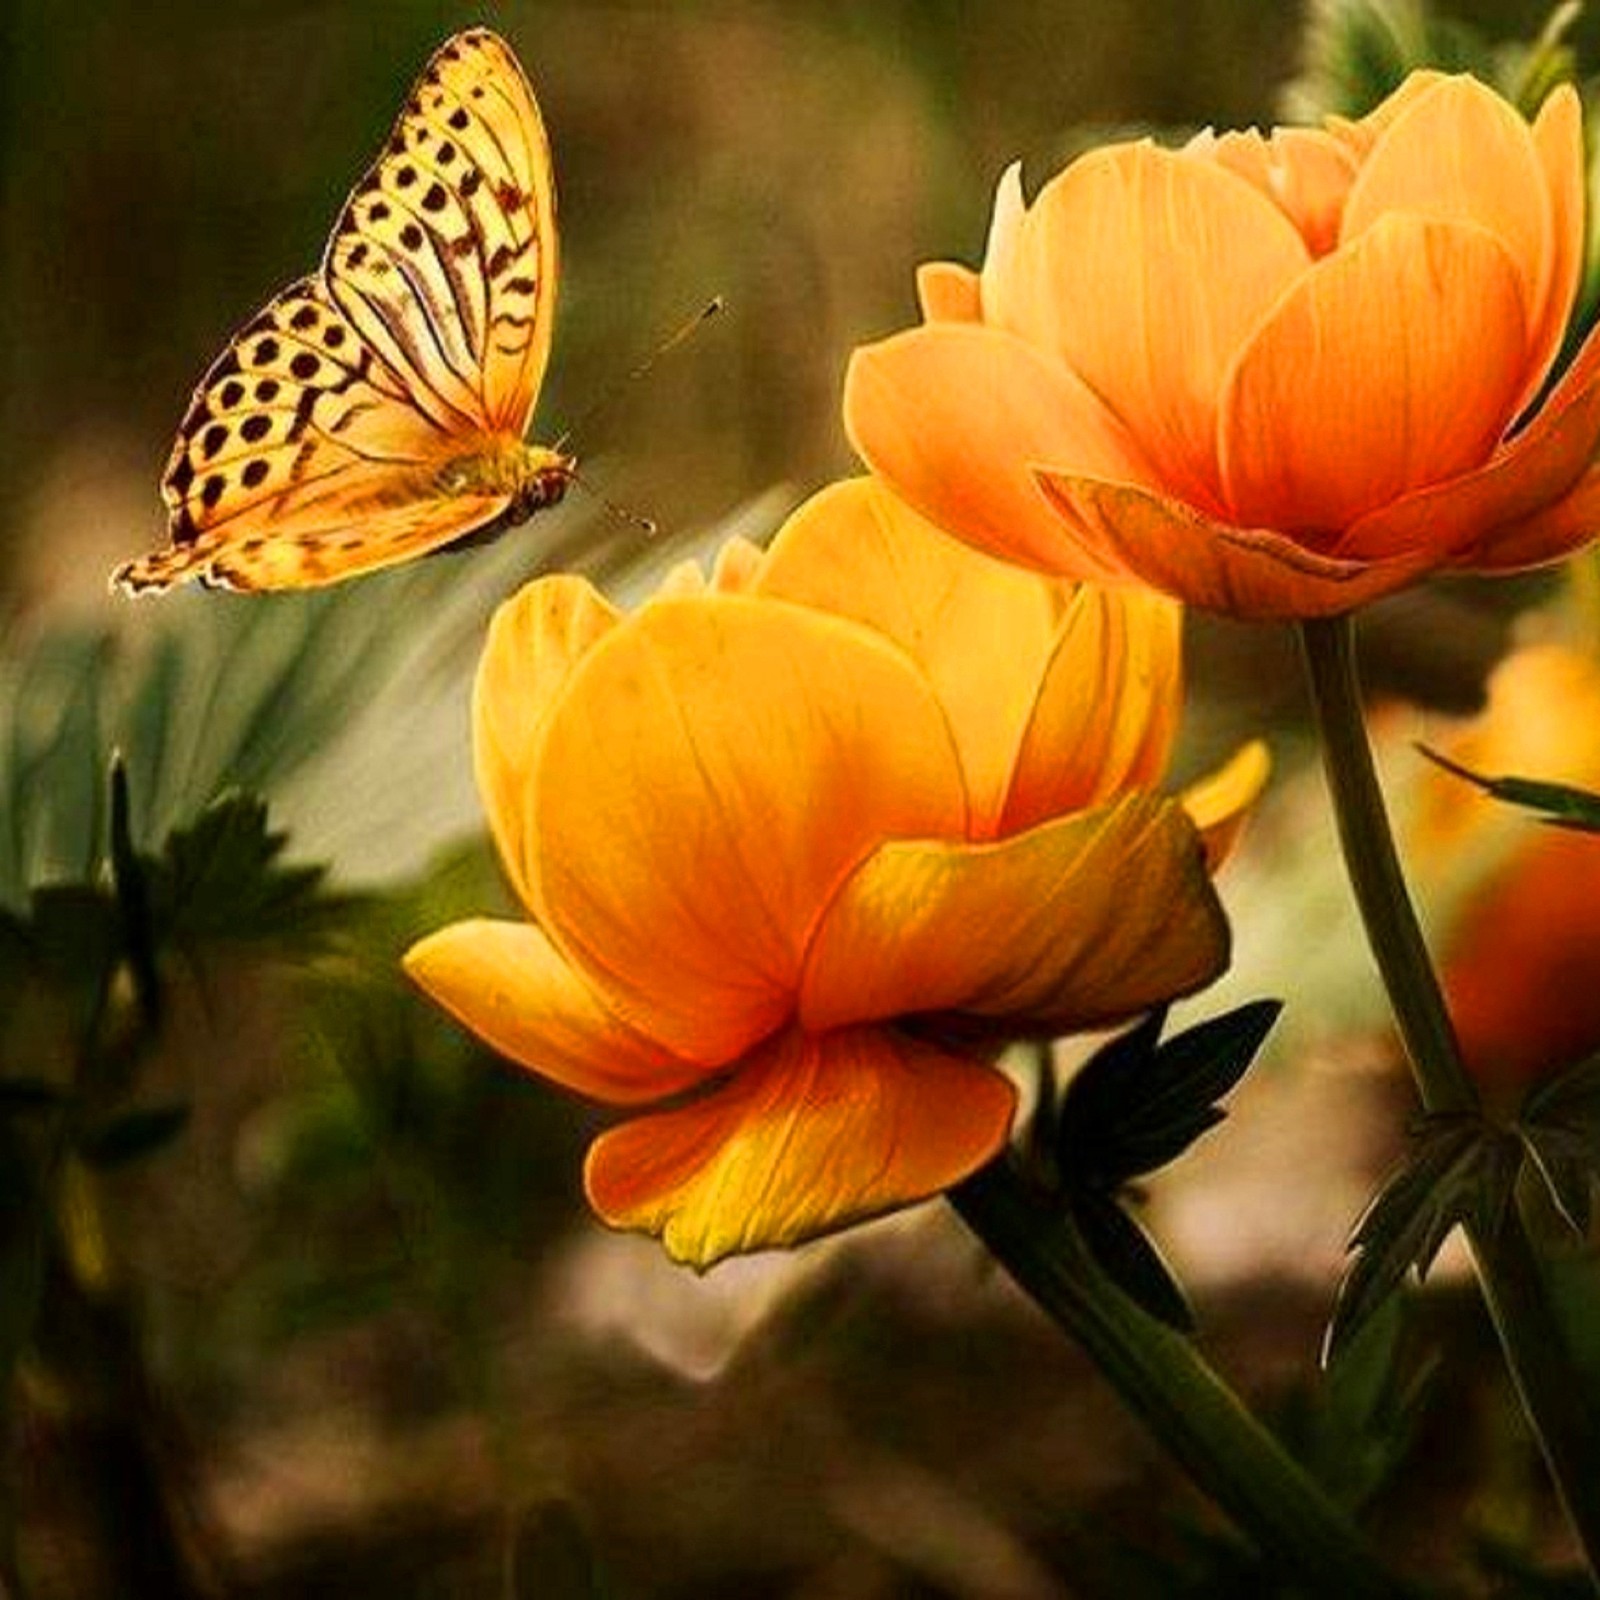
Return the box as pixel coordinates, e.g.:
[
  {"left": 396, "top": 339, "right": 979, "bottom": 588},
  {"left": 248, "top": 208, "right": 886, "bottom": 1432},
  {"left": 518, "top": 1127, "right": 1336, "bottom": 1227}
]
[
  {"left": 113, "top": 278, "right": 510, "bottom": 593},
  {"left": 115, "top": 28, "right": 557, "bottom": 594},
  {"left": 323, "top": 27, "right": 558, "bottom": 438}
]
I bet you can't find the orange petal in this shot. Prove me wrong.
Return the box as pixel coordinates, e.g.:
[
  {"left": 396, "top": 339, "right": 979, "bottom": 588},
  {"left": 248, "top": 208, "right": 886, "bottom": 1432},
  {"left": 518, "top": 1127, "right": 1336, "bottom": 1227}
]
[
  {"left": 1331, "top": 69, "right": 1452, "bottom": 159},
  {"left": 474, "top": 577, "right": 620, "bottom": 914},
  {"left": 708, "top": 535, "right": 767, "bottom": 593},
  {"left": 1013, "top": 141, "right": 1311, "bottom": 512},
  {"left": 844, "top": 322, "right": 1150, "bottom": 580},
  {"left": 584, "top": 1023, "right": 1016, "bottom": 1267},
  {"left": 917, "top": 261, "right": 982, "bottom": 323},
  {"left": 533, "top": 596, "right": 968, "bottom": 1066},
  {"left": 1464, "top": 463, "right": 1600, "bottom": 570},
  {"left": 1198, "top": 128, "right": 1358, "bottom": 256},
  {"left": 1034, "top": 471, "right": 1430, "bottom": 618},
  {"left": 1219, "top": 214, "right": 1527, "bottom": 535},
  {"left": 402, "top": 919, "right": 707, "bottom": 1104},
  {"left": 799, "top": 796, "right": 1230, "bottom": 1035},
  {"left": 1341, "top": 320, "right": 1600, "bottom": 561},
  {"left": 1000, "top": 586, "right": 1183, "bottom": 835},
  {"left": 1341, "top": 76, "right": 1551, "bottom": 346},
  {"left": 979, "top": 161, "right": 1028, "bottom": 331},
  {"left": 1180, "top": 741, "right": 1272, "bottom": 870},
  {"left": 757, "top": 477, "right": 1066, "bottom": 838},
  {"left": 1523, "top": 84, "right": 1585, "bottom": 408}
]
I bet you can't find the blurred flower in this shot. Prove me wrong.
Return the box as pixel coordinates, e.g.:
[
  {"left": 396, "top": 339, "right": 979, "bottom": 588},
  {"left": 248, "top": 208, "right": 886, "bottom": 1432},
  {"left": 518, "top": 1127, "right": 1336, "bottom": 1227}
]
[
  {"left": 846, "top": 72, "right": 1600, "bottom": 620},
  {"left": 1412, "top": 642, "right": 1600, "bottom": 1091},
  {"left": 405, "top": 479, "right": 1266, "bottom": 1266}
]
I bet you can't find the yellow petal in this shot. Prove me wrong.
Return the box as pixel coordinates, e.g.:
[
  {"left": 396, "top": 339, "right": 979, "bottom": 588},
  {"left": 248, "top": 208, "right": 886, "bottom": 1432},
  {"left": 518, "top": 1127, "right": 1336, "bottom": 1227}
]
[
  {"left": 1342, "top": 75, "right": 1551, "bottom": 347},
  {"left": 799, "top": 796, "right": 1230, "bottom": 1035},
  {"left": 979, "top": 161, "right": 1028, "bottom": 331},
  {"left": 756, "top": 477, "right": 1065, "bottom": 838},
  {"left": 1180, "top": 741, "right": 1272, "bottom": 869},
  {"left": 402, "top": 919, "right": 707, "bottom": 1104},
  {"left": 709, "top": 535, "right": 768, "bottom": 593},
  {"left": 584, "top": 1022, "right": 1016, "bottom": 1268},
  {"left": 844, "top": 322, "right": 1150, "bottom": 579},
  {"left": 1000, "top": 586, "right": 1183, "bottom": 835},
  {"left": 1013, "top": 141, "right": 1311, "bottom": 512},
  {"left": 917, "top": 261, "right": 982, "bottom": 323},
  {"left": 1033, "top": 471, "right": 1431, "bottom": 618},
  {"left": 1219, "top": 215, "right": 1527, "bottom": 534},
  {"left": 533, "top": 596, "right": 968, "bottom": 1066},
  {"left": 474, "top": 577, "right": 620, "bottom": 914}
]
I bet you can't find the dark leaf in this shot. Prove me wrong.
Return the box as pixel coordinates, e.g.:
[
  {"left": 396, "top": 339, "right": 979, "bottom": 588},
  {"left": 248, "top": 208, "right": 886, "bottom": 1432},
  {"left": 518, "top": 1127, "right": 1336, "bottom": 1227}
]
[
  {"left": 1071, "top": 1187, "right": 1194, "bottom": 1333},
  {"left": 1325, "top": 1119, "right": 1517, "bottom": 1363},
  {"left": 1523, "top": 1050, "right": 1600, "bottom": 1127},
  {"left": 1418, "top": 744, "right": 1600, "bottom": 833},
  {"left": 78, "top": 1102, "right": 191, "bottom": 1169},
  {"left": 107, "top": 755, "right": 161, "bottom": 1028},
  {"left": 1059, "top": 1001, "right": 1279, "bottom": 1188},
  {"left": 1520, "top": 1124, "right": 1595, "bottom": 1237},
  {"left": 0, "top": 1079, "right": 67, "bottom": 1117}
]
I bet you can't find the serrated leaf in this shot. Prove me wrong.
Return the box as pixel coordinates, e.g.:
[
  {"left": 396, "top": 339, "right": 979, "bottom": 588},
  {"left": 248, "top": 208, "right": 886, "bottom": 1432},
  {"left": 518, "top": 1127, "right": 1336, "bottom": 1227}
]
[
  {"left": 1325, "top": 1120, "right": 1517, "bottom": 1363},
  {"left": 78, "top": 1102, "right": 190, "bottom": 1169},
  {"left": 1418, "top": 744, "right": 1600, "bottom": 832},
  {"left": 1071, "top": 1187, "right": 1194, "bottom": 1333},
  {"left": 1058, "top": 1001, "right": 1279, "bottom": 1188}
]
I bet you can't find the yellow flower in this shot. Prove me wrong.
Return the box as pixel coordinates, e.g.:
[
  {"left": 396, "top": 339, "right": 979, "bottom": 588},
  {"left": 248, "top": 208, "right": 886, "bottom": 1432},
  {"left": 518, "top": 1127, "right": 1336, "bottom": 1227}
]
[
  {"left": 846, "top": 73, "right": 1600, "bottom": 619},
  {"left": 405, "top": 479, "right": 1265, "bottom": 1266}
]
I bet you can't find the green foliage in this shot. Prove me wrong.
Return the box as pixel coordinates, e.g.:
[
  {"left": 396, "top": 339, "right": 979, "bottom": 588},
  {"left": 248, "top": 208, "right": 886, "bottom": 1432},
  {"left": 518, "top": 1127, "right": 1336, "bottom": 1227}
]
[
  {"left": 1047, "top": 1001, "right": 1280, "bottom": 1331},
  {"left": 1324, "top": 1116, "right": 1521, "bottom": 1362},
  {"left": 1519, "top": 1051, "right": 1600, "bottom": 1234},
  {"left": 1418, "top": 743, "right": 1600, "bottom": 833}
]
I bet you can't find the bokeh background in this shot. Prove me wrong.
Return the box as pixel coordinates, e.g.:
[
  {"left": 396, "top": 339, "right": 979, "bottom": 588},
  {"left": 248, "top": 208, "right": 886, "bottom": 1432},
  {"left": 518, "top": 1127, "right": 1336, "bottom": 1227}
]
[{"left": 3, "top": 2, "right": 1600, "bottom": 1596}]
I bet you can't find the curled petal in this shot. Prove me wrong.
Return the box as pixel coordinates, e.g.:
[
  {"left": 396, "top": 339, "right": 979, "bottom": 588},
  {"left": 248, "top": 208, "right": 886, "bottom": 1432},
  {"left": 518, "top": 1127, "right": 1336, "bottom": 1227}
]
[
  {"left": 1014, "top": 141, "right": 1310, "bottom": 511},
  {"left": 402, "top": 919, "right": 706, "bottom": 1104},
  {"left": 584, "top": 1023, "right": 1016, "bottom": 1268},
  {"left": 917, "top": 261, "right": 982, "bottom": 323},
  {"left": 474, "top": 577, "right": 620, "bottom": 913},
  {"left": 845, "top": 323, "right": 1150, "bottom": 580},
  {"left": 1220, "top": 214, "right": 1528, "bottom": 534},
  {"left": 533, "top": 597, "right": 968, "bottom": 1066},
  {"left": 1000, "top": 586, "right": 1183, "bottom": 834},
  {"left": 1180, "top": 741, "right": 1272, "bottom": 869},
  {"left": 1341, "top": 76, "right": 1551, "bottom": 344},
  {"left": 757, "top": 477, "right": 1066, "bottom": 837},
  {"left": 1464, "top": 464, "right": 1600, "bottom": 570},
  {"left": 1034, "top": 471, "right": 1429, "bottom": 618},
  {"left": 799, "top": 796, "right": 1230, "bottom": 1035}
]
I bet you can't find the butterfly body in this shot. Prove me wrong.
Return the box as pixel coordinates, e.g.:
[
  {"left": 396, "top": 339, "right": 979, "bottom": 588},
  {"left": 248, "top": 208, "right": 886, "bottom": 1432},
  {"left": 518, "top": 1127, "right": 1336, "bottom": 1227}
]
[{"left": 114, "top": 28, "right": 565, "bottom": 595}]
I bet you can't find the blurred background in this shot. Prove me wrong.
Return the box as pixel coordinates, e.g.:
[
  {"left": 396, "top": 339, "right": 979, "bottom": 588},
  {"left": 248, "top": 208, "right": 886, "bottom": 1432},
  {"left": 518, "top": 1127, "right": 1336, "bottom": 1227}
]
[{"left": 2, "top": 1, "right": 1600, "bottom": 1596}]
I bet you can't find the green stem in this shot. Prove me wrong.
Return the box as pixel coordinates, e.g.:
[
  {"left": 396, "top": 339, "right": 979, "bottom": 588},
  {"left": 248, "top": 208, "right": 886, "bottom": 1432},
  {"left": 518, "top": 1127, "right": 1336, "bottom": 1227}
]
[
  {"left": 1300, "top": 613, "right": 1600, "bottom": 1581},
  {"left": 952, "top": 1161, "right": 1407, "bottom": 1598}
]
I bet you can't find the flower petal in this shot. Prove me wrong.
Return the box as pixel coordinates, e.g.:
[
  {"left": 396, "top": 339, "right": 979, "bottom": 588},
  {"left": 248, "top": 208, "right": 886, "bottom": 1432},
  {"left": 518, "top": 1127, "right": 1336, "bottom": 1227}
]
[
  {"left": 1033, "top": 471, "right": 1430, "bottom": 618},
  {"left": 1524, "top": 83, "right": 1585, "bottom": 406},
  {"left": 1000, "top": 585, "right": 1183, "bottom": 834},
  {"left": 1341, "top": 76, "right": 1551, "bottom": 346},
  {"left": 980, "top": 161, "right": 1028, "bottom": 331},
  {"left": 1329, "top": 69, "right": 1451, "bottom": 159},
  {"left": 533, "top": 596, "right": 968, "bottom": 1066},
  {"left": 1195, "top": 128, "right": 1358, "bottom": 257},
  {"left": 474, "top": 577, "right": 620, "bottom": 914},
  {"left": 1219, "top": 214, "right": 1528, "bottom": 535},
  {"left": 799, "top": 796, "right": 1230, "bottom": 1035},
  {"left": 402, "top": 919, "right": 706, "bottom": 1104},
  {"left": 1341, "top": 319, "right": 1600, "bottom": 561},
  {"left": 756, "top": 477, "right": 1065, "bottom": 838},
  {"left": 1012, "top": 141, "right": 1311, "bottom": 511},
  {"left": 844, "top": 322, "right": 1150, "bottom": 580},
  {"left": 1180, "top": 740, "right": 1272, "bottom": 869},
  {"left": 917, "top": 261, "right": 982, "bottom": 323},
  {"left": 1464, "top": 463, "right": 1600, "bottom": 570},
  {"left": 583, "top": 1023, "right": 1016, "bottom": 1268}
]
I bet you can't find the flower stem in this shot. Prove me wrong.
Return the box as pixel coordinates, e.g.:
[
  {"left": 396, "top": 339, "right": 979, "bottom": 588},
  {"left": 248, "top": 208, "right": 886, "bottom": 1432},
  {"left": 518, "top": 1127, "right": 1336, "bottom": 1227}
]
[
  {"left": 1300, "top": 612, "right": 1600, "bottom": 1580},
  {"left": 952, "top": 1160, "right": 1407, "bottom": 1596}
]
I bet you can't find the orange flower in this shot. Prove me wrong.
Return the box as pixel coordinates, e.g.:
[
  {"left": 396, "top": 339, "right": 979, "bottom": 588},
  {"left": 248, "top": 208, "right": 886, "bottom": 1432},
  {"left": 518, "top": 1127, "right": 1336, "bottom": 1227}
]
[
  {"left": 405, "top": 480, "right": 1265, "bottom": 1266},
  {"left": 1413, "top": 643, "right": 1600, "bottom": 1090},
  {"left": 845, "top": 72, "right": 1600, "bottom": 619}
]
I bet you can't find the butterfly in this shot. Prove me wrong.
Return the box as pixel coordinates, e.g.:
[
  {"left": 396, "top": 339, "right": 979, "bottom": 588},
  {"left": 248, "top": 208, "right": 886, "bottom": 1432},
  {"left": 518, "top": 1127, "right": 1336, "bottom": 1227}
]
[{"left": 113, "top": 28, "right": 572, "bottom": 594}]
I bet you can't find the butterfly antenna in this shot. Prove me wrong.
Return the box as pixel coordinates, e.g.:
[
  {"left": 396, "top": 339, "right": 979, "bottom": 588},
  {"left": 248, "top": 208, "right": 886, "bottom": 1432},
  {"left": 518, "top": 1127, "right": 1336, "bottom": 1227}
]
[
  {"left": 553, "top": 296, "right": 724, "bottom": 454},
  {"left": 568, "top": 467, "right": 659, "bottom": 538}
]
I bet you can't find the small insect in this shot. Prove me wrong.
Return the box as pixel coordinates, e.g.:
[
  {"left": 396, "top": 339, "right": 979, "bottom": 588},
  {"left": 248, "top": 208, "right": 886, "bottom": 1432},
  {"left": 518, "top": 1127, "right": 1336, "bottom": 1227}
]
[{"left": 113, "top": 27, "right": 572, "bottom": 594}]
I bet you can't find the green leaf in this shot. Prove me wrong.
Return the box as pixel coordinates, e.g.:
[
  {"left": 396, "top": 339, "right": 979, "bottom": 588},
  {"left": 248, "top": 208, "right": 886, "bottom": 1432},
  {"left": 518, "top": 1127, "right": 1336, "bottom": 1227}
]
[
  {"left": 1417, "top": 744, "right": 1600, "bottom": 833},
  {"left": 1325, "top": 1117, "right": 1519, "bottom": 1363},
  {"left": 1519, "top": 1052, "right": 1600, "bottom": 1235},
  {"left": 1071, "top": 1187, "right": 1194, "bottom": 1334},
  {"left": 1058, "top": 1001, "right": 1280, "bottom": 1188},
  {"left": 78, "top": 1102, "right": 191, "bottom": 1169}
]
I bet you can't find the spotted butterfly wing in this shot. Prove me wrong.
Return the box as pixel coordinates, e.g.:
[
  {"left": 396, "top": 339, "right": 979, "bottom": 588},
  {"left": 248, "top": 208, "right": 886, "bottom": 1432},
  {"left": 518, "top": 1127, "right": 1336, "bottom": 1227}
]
[{"left": 113, "top": 28, "right": 572, "bottom": 595}]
